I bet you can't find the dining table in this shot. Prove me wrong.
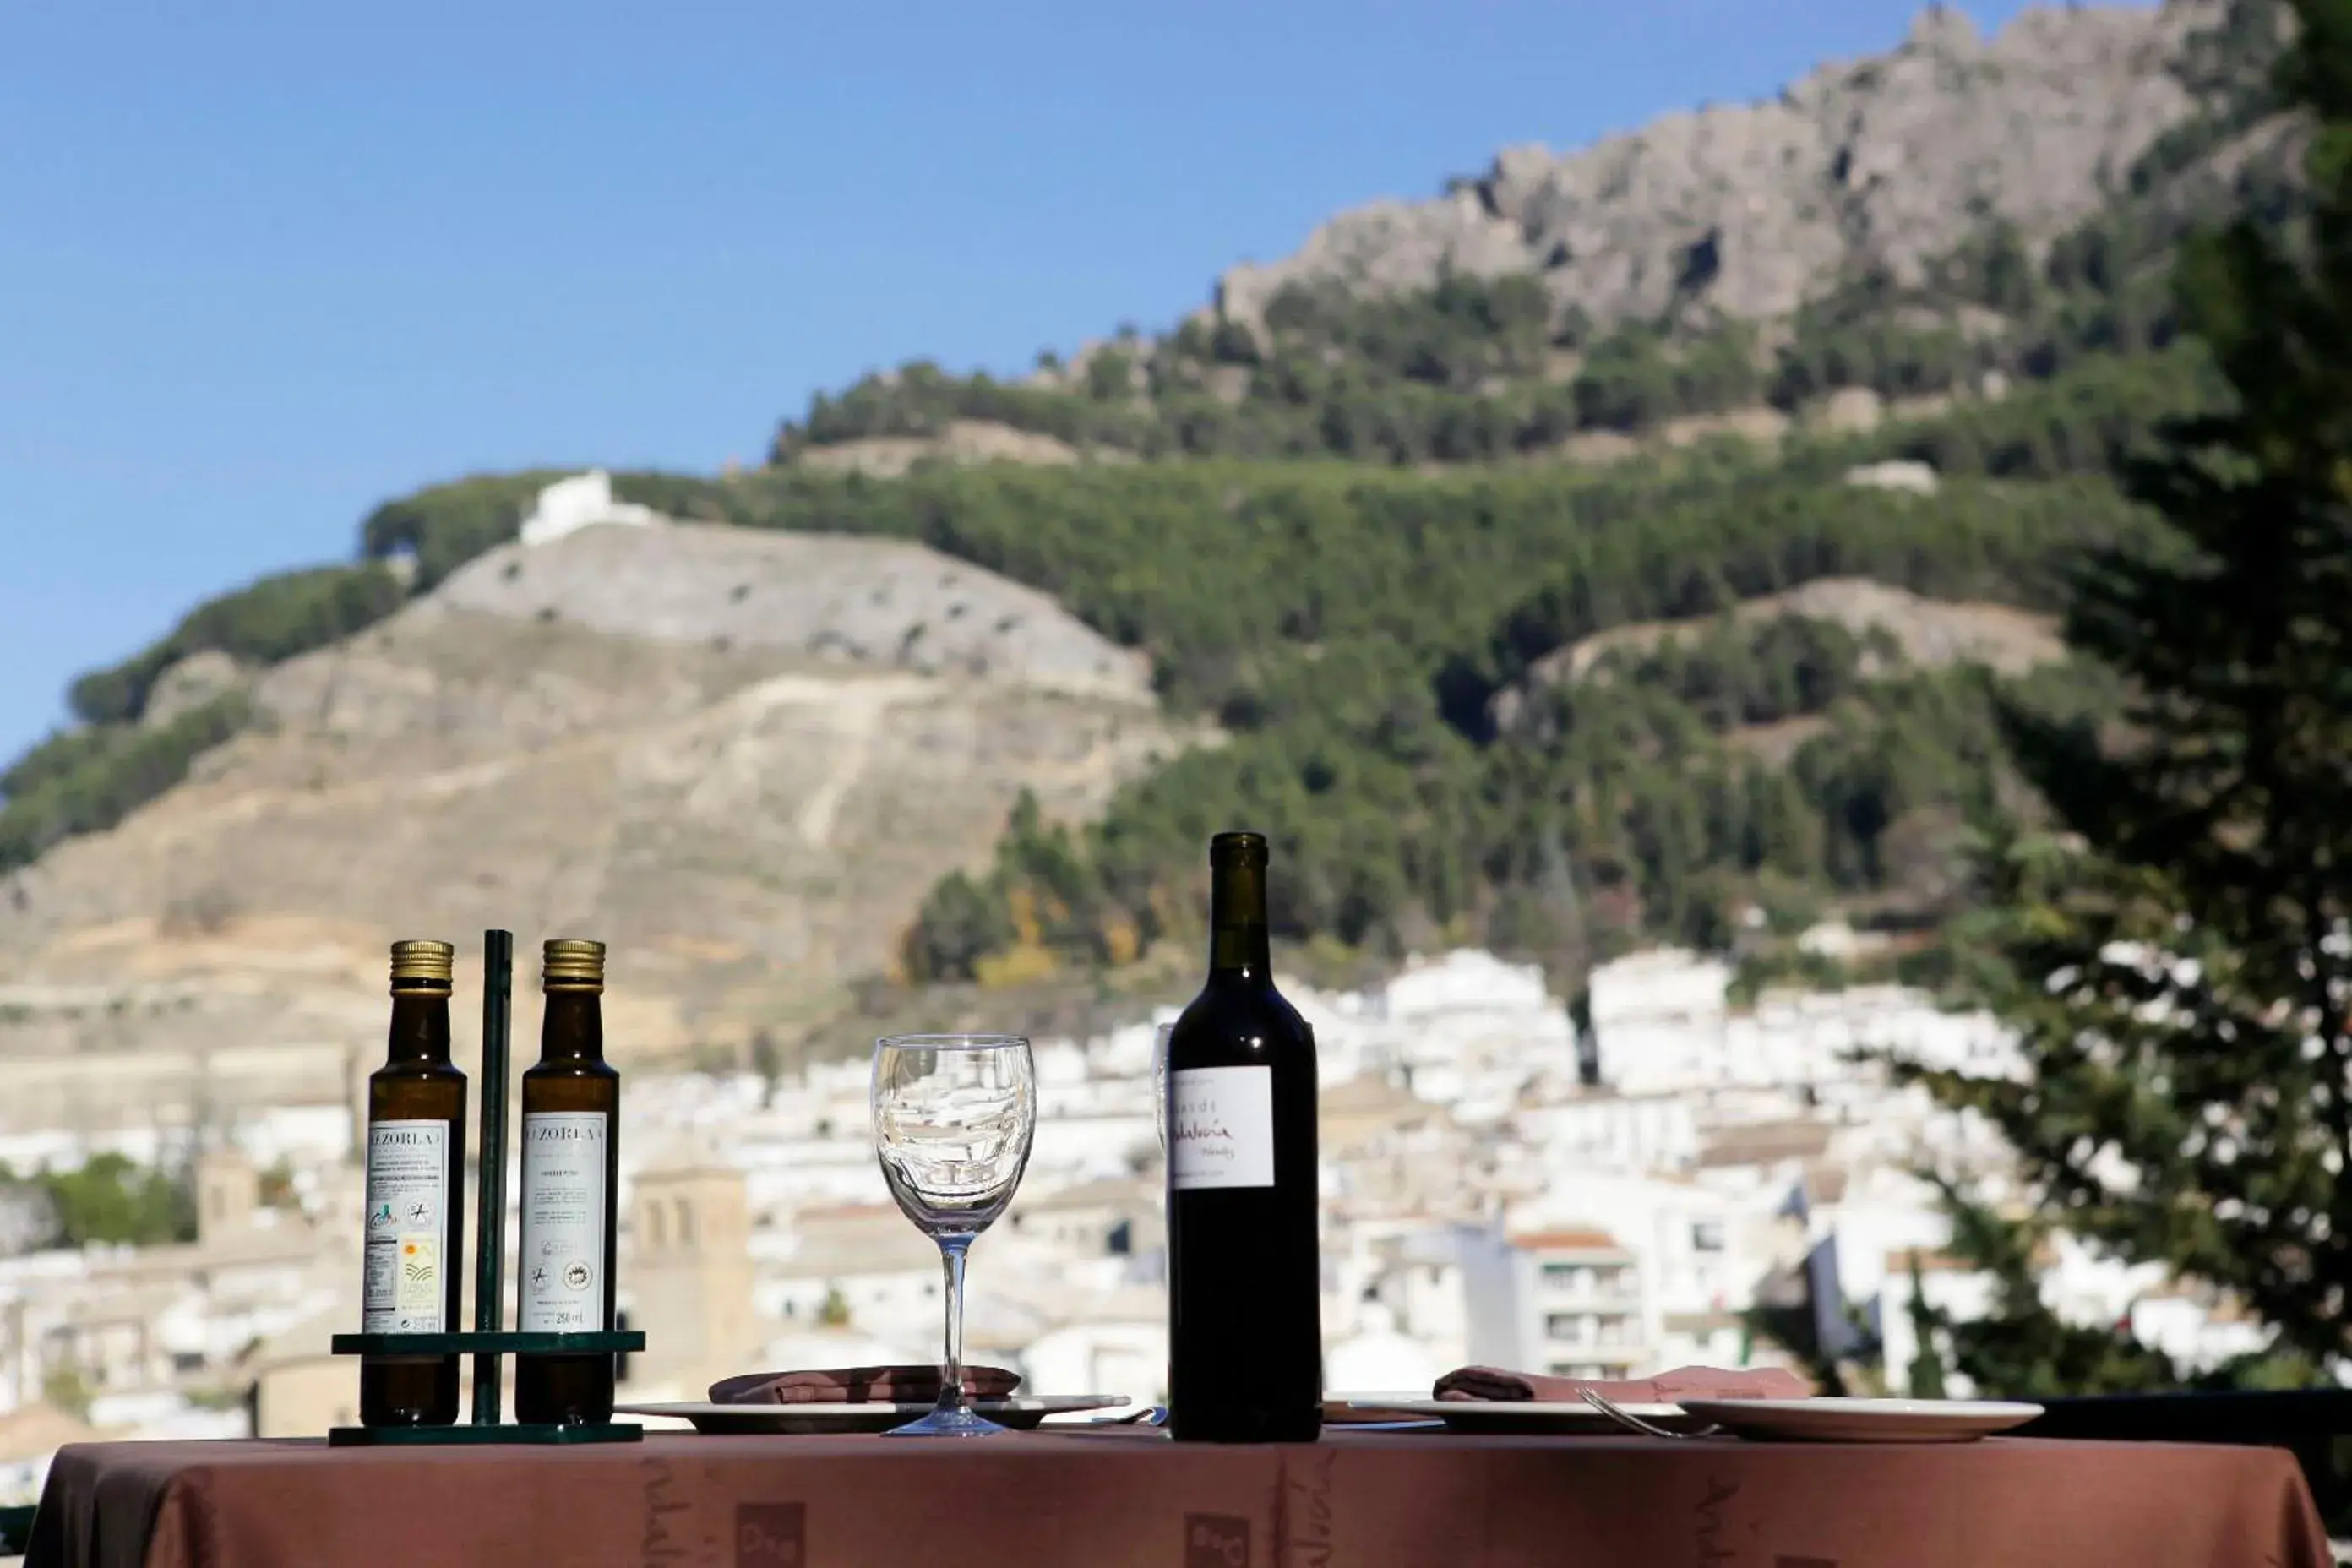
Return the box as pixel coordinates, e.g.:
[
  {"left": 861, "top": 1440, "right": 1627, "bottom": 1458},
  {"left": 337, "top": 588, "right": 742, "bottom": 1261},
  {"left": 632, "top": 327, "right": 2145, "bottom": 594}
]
[{"left": 20, "top": 1422, "right": 2333, "bottom": 1568}]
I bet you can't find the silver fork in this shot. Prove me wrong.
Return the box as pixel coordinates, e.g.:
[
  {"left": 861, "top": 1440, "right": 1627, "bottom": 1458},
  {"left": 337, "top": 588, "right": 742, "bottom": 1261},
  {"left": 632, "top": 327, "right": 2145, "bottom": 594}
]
[{"left": 1577, "top": 1388, "right": 1724, "bottom": 1440}]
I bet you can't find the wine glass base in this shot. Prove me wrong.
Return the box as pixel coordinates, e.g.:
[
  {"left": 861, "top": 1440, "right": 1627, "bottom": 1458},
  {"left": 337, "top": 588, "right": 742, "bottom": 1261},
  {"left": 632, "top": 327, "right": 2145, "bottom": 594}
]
[{"left": 883, "top": 1405, "right": 1010, "bottom": 1438}]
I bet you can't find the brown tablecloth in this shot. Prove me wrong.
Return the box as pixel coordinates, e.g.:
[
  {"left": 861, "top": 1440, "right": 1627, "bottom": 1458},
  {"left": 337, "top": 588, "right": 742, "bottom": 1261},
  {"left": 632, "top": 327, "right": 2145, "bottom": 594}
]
[{"left": 24, "top": 1429, "right": 2331, "bottom": 1568}]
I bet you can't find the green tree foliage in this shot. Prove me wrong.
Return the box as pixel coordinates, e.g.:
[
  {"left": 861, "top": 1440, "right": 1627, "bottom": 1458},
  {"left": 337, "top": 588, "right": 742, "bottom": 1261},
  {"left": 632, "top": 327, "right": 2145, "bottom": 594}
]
[
  {"left": 749, "top": 1029, "right": 785, "bottom": 1108},
  {"left": 1877, "top": 347, "right": 2222, "bottom": 479},
  {"left": 1897, "top": 0, "right": 2352, "bottom": 1378},
  {"left": 4, "top": 559, "right": 394, "bottom": 872},
  {"left": 0, "top": 694, "right": 251, "bottom": 874},
  {"left": 847, "top": 452, "right": 2144, "bottom": 978},
  {"left": 1264, "top": 270, "right": 1558, "bottom": 388},
  {"left": 765, "top": 282, "right": 2226, "bottom": 474},
  {"left": 357, "top": 471, "right": 569, "bottom": 589},
  {"left": 1909, "top": 1184, "right": 2183, "bottom": 1397},
  {"left": 19, "top": 1152, "right": 198, "bottom": 1250},
  {"left": 357, "top": 340, "right": 2222, "bottom": 601},
  {"left": 304, "top": 437, "right": 2155, "bottom": 983},
  {"left": 68, "top": 564, "right": 403, "bottom": 725},
  {"left": 770, "top": 276, "right": 1779, "bottom": 465},
  {"left": 1770, "top": 297, "right": 1995, "bottom": 411},
  {"left": 41, "top": 1368, "right": 92, "bottom": 1420},
  {"left": 904, "top": 869, "right": 1018, "bottom": 985},
  {"left": 1585, "top": 615, "right": 1886, "bottom": 728},
  {"left": 1903, "top": 1253, "right": 1949, "bottom": 1398},
  {"left": 2140, "top": 0, "right": 2296, "bottom": 192},
  {"left": 772, "top": 362, "right": 1157, "bottom": 462}
]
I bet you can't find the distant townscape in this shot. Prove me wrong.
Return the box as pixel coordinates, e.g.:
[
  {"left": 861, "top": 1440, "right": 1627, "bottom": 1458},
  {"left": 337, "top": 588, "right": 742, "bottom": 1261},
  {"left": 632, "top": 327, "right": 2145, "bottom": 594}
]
[{"left": 0, "top": 944, "right": 2268, "bottom": 1505}]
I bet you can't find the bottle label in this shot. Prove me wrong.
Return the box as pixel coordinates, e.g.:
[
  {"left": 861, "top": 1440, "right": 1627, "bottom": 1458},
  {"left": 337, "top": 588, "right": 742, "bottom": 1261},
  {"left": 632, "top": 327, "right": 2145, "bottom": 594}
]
[
  {"left": 1169, "top": 1065, "right": 1277, "bottom": 1190},
  {"left": 362, "top": 1119, "right": 449, "bottom": 1333},
  {"left": 520, "top": 1111, "right": 609, "bottom": 1331}
]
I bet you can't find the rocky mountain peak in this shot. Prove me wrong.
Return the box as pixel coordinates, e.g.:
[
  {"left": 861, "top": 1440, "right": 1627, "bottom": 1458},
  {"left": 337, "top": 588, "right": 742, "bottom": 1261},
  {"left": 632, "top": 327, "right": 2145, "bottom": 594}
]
[
  {"left": 1216, "top": 2, "right": 2219, "bottom": 331},
  {"left": 1905, "top": 3, "right": 1982, "bottom": 52}
]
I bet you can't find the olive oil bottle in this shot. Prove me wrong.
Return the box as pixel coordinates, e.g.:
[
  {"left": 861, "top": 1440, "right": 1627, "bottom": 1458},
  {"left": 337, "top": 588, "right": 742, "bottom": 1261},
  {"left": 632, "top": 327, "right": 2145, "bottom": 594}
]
[
  {"left": 359, "top": 939, "right": 468, "bottom": 1427},
  {"left": 513, "top": 939, "right": 622, "bottom": 1425}
]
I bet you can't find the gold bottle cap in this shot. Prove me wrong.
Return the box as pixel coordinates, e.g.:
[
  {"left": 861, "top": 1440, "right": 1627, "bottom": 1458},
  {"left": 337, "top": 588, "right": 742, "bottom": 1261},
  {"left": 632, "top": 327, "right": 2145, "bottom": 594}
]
[
  {"left": 389, "top": 939, "right": 455, "bottom": 989},
  {"left": 542, "top": 938, "right": 607, "bottom": 991}
]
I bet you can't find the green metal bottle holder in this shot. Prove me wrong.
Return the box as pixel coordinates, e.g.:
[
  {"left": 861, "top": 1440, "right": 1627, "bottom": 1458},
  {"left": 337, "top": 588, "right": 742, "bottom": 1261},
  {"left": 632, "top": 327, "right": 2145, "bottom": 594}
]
[{"left": 328, "top": 929, "right": 645, "bottom": 1446}]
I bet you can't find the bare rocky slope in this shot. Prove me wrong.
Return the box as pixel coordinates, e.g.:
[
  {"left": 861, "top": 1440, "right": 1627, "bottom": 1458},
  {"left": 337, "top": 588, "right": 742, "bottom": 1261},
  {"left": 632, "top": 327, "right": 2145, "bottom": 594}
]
[
  {"left": 1522, "top": 577, "right": 2062, "bottom": 691},
  {"left": 1216, "top": 2, "right": 2229, "bottom": 330},
  {"left": 1489, "top": 577, "right": 2067, "bottom": 738},
  {"left": 0, "top": 521, "right": 1188, "bottom": 1122}
]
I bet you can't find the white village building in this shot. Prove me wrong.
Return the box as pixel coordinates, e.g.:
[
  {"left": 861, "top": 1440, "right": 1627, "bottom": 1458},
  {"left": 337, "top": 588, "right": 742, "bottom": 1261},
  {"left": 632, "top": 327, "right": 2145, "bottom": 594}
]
[{"left": 517, "top": 470, "right": 660, "bottom": 547}]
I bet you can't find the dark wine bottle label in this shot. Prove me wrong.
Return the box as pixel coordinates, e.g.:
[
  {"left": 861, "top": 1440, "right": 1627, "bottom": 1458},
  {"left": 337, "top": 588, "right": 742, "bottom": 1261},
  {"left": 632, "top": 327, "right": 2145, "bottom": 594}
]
[
  {"left": 362, "top": 1119, "right": 450, "bottom": 1333},
  {"left": 1169, "top": 1065, "right": 1276, "bottom": 1189},
  {"left": 519, "top": 1111, "right": 610, "bottom": 1331}
]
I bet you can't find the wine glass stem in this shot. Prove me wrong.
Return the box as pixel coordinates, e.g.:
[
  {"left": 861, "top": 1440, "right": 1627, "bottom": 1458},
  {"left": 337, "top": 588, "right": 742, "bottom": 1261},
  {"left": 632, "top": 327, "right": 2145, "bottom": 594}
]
[{"left": 935, "top": 1236, "right": 972, "bottom": 1418}]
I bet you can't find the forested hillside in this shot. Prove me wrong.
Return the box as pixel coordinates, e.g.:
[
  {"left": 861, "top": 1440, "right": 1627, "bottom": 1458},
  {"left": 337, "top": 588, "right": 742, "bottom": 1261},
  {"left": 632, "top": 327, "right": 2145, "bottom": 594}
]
[{"left": 0, "top": 0, "right": 2303, "bottom": 999}]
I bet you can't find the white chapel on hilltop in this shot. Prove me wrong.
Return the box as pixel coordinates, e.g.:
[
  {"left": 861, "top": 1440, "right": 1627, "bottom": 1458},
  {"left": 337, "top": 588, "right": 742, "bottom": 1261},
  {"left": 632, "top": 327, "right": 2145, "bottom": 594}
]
[{"left": 518, "top": 468, "right": 659, "bottom": 547}]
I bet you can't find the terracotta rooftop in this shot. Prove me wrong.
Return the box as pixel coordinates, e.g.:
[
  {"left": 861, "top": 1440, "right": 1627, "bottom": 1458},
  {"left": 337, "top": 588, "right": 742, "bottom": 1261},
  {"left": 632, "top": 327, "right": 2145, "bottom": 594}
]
[
  {"left": 1888, "top": 1249, "right": 1979, "bottom": 1274},
  {"left": 1888, "top": 1240, "right": 2059, "bottom": 1274},
  {"left": 1320, "top": 1075, "right": 1429, "bottom": 1116},
  {"left": 1695, "top": 1119, "right": 1834, "bottom": 1168},
  {"left": 1016, "top": 1175, "right": 1157, "bottom": 1214},
  {"left": 790, "top": 1202, "right": 897, "bottom": 1223},
  {"left": 0, "top": 1402, "right": 108, "bottom": 1461},
  {"left": 1509, "top": 1228, "right": 1626, "bottom": 1254}
]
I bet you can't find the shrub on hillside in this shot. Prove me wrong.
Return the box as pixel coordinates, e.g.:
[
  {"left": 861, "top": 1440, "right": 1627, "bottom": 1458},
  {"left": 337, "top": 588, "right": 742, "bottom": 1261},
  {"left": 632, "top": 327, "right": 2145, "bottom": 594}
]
[
  {"left": 0, "top": 694, "right": 251, "bottom": 873},
  {"left": 68, "top": 564, "right": 403, "bottom": 725}
]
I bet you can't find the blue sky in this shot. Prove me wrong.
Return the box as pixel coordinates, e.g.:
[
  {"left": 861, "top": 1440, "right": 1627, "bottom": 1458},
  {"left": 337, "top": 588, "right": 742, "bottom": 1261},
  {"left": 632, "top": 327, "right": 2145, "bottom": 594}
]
[{"left": 0, "top": 0, "right": 2070, "bottom": 765}]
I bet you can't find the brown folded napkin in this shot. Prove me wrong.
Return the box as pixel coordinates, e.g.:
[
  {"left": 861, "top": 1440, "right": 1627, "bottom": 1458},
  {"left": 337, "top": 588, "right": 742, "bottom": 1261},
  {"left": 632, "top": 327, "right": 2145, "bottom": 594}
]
[
  {"left": 1433, "top": 1364, "right": 1811, "bottom": 1403},
  {"left": 710, "top": 1364, "right": 1024, "bottom": 1406}
]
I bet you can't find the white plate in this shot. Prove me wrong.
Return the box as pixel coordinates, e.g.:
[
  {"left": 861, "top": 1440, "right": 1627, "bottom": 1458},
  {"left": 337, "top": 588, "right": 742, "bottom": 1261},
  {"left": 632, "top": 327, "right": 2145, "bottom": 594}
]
[
  {"left": 1677, "top": 1396, "right": 2044, "bottom": 1444},
  {"left": 1346, "top": 1398, "right": 1711, "bottom": 1435},
  {"left": 615, "top": 1396, "right": 1128, "bottom": 1435}
]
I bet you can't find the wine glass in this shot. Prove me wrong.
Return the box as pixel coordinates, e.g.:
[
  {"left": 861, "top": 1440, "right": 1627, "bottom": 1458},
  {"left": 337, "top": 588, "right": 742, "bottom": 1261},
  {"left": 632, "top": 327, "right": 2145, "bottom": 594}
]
[{"left": 871, "top": 1033, "right": 1037, "bottom": 1437}]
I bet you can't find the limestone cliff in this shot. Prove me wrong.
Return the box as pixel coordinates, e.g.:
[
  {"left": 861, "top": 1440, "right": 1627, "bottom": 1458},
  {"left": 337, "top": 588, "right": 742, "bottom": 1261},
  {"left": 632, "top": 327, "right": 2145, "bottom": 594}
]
[{"left": 1217, "top": 2, "right": 2239, "bottom": 329}]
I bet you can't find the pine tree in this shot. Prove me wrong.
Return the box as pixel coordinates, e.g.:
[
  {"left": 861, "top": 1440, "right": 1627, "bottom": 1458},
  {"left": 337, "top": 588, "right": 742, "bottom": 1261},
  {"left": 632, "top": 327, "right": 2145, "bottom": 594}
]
[
  {"left": 1904, "top": 1177, "right": 2181, "bottom": 1396},
  {"left": 1901, "top": 0, "right": 2352, "bottom": 1378},
  {"left": 1903, "top": 1252, "right": 1949, "bottom": 1399}
]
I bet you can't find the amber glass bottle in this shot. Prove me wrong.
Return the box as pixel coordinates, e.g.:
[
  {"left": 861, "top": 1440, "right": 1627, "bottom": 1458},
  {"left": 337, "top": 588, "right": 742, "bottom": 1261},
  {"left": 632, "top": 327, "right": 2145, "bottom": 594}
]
[
  {"left": 359, "top": 939, "right": 468, "bottom": 1427},
  {"left": 513, "top": 939, "right": 621, "bottom": 1425}
]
